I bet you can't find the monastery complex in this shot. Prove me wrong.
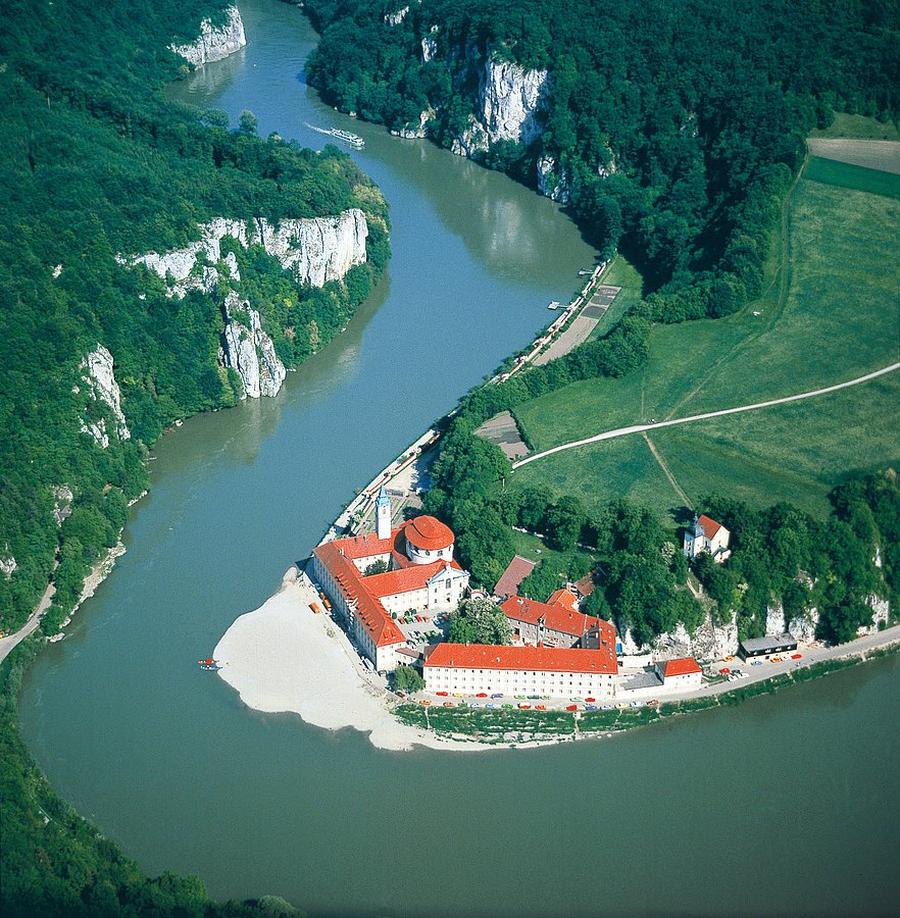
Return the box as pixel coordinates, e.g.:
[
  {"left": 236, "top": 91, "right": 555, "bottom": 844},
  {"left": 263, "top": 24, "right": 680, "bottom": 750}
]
[{"left": 310, "top": 491, "right": 737, "bottom": 702}]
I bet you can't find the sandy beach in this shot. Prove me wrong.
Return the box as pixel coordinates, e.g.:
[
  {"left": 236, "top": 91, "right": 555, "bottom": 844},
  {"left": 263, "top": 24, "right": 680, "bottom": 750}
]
[{"left": 214, "top": 568, "right": 498, "bottom": 752}]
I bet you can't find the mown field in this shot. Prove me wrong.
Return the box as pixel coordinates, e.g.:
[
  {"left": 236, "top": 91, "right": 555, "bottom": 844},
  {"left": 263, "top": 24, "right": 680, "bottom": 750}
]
[
  {"left": 511, "top": 159, "right": 899, "bottom": 521},
  {"left": 805, "top": 156, "right": 900, "bottom": 197}
]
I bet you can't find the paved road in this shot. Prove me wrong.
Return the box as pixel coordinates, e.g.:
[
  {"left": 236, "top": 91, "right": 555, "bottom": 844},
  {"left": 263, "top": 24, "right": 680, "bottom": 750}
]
[
  {"left": 513, "top": 362, "right": 900, "bottom": 469},
  {"left": 0, "top": 579, "right": 56, "bottom": 665}
]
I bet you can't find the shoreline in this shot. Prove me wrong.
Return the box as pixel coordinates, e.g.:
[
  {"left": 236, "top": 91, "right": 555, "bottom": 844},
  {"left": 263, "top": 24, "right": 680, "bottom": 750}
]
[{"left": 214, "top": 567, "right": 900, "bottom": 752}]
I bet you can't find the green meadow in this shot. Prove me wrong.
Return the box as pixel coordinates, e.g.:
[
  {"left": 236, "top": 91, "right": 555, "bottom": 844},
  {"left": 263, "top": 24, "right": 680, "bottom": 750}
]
[{"left": 511, "top": 160, "right": 899, "bottom": 522}]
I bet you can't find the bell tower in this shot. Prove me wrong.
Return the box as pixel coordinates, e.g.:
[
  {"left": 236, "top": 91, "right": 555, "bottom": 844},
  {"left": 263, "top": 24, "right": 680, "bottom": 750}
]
[{"left": 375, "top": 486, "right": 392, "bottom": 540}]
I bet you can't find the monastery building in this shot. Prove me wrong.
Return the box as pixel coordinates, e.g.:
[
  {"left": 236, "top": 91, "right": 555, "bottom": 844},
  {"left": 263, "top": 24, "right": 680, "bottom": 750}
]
[{"left": 312, "top": 489, "right": 470, "bottom": 671}]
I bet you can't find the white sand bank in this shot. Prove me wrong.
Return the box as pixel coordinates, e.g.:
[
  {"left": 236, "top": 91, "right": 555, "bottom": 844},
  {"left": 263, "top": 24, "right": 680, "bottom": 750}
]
[{"left": 213, "top": 569, "right": 493, "bottom": 752}]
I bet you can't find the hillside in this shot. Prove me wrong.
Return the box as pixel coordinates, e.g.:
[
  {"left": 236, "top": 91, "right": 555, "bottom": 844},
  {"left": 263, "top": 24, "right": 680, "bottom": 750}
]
[{"left": 0, "top": 1, "right": 388, "bottom": 637}]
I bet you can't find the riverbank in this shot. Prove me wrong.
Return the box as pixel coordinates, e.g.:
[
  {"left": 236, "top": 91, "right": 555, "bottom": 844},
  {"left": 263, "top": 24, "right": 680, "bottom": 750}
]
[
  {"left": 214, "top": 564, "right": 900, "bottom": 750},
  {"left": 214, "top": 567, "right": 526, "bottom": 751}
]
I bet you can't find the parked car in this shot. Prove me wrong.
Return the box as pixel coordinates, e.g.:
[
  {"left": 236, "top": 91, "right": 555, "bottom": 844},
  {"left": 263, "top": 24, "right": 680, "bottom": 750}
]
[
  {"left": 436, "top": 691, "right": 449, "bottom": 697},
  {"left": 585, "top": 704, "right": 598, "bottom": 711}
]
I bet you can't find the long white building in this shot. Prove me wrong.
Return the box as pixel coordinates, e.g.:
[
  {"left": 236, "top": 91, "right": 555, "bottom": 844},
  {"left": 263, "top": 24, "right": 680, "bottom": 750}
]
[{"left": 424, "top": 643, "right": 618, "bottom": 699}]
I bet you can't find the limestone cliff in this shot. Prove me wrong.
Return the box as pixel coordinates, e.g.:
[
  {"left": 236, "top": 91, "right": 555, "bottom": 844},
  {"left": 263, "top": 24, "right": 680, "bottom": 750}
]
[
  {"left": 480, "top": 59, "right": 550, "bottom": 146},
  {"left": 384, "top": 6, "right": 409, "bottom": 26},
  {"left": 76, "top": 346, "right": 130, "bottom": 448},
  {"left": 620, "top": 610, "right": 739, "bottom": 662},
  {"left": 219, "top": 292, "right": 286, "bottom": 399},
  {"left": 421, "top": 26, "right": 439, "bottom": 63},
  {"left": 0, "top": 547, "right": 16, "bottom": 580},
  {"left": 391, "top": 106, "right": 436, "bottom": 140},
  {"left": 536, "top": 156, "right": 570, "bottom": 204},
  {"left": 124, "top": 210, "right": 368, "bottom": 297},
  {"left": 170, "top": 5, "right": 246, "bottom": 67}
]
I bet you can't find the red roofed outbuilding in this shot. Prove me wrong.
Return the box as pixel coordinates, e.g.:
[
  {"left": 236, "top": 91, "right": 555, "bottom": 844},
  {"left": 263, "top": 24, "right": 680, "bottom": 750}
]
[{"left": 655, "top": 656, "right": 703, "bottom": 688}]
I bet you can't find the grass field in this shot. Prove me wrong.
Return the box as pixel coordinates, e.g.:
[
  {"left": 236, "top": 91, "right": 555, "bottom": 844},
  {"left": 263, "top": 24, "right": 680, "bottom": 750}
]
[
  {"left": 510, "top": 160, "right": 899, "bottom": 522},
  {"left": 805, "top": 155, "right": 900, "bottom": 197},
  {"left": 588, "top": 253, "right": 644, "bottom": 338},
  {"left": 809, "top": 112, "right": 900, "bottom": 141}
]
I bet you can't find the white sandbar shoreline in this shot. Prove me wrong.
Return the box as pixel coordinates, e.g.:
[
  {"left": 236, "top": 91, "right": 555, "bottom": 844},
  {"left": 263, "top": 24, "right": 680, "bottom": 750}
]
[{"left": 214, "top": 569, "right": 516, "bottom": 752}]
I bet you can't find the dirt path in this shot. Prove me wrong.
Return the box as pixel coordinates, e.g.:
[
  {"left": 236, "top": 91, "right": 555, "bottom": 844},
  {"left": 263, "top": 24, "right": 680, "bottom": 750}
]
[
  {"left": 0, "top": 578, "right": 56, "bottom": 665},
  {"left": 642, "top": 433, "right": 692, "bottom": 507},
  {"left": 513, "top": 362, "right": 899, "bottom": 469}
]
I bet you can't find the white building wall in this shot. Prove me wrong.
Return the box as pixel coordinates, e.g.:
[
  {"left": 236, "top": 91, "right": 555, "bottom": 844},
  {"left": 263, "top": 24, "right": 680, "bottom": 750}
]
[
  {"left": 424, "top": 665, "right": 615, "bottom": 698},
  {"left": 350, "top": 551, "right": 392, "bottom": 573},
  {"left": 407, "top": 542, "right": 454, "bottom": 565},
  {"left": 655, "top": 666, "right": 703, "bottom": 689}
]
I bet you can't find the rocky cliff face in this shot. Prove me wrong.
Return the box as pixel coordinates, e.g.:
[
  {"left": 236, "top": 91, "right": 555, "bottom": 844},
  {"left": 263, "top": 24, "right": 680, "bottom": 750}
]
[
  {"left": 421, "top": 26, "right": 439, "bottom": 62},
  {"left": 536, "top": 156, "right": 571, "bottom": 203},
  {"left": 384, "top": 6, "right": 409, "bottom": 26},
  {"left": 391, "top": 106, "right": 436, "bottom": 139},
  {"left": 765, "top": 602, "right": 819, "bottom": 643},
  {"left": 0, "top": 548, "right": 16, "bottom": 580},
  {"left": 219, "top": 291, "right": 286, "bottom": 399},
  {"left": 620, "top": 610, "right": 739, "bottom": 662},
  {"left": 170, "top": 5, "right": 246, "bottom": 67},
  {"left": 480, "top": 59, "right": 550, "bottom": 146},
  {"left": 76, "top": 346, "right": 130, "bottom": 448},
  {"left": 125, "top": 210, "right": 368, "bottom": 297}
]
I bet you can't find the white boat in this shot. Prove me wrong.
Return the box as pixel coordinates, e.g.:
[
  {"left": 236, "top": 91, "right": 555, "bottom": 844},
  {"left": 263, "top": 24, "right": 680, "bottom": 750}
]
[
  {"left": 547, "top": 300, "right": 562, "bottom": 310},
  {"left": 304, "top": 122, "right": 365, "bottom": 148}
]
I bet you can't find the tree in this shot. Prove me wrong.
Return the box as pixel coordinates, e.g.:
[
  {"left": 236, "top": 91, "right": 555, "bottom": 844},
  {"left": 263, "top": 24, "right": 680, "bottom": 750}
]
[
  {"left": 364, "top": 559, "right": 389, "bottom": 576},
  {"left": 448, "top": 597, "right": 512, "bottom": 645},
  {"left": 392, "top": 664, "right": 424, "bottom": 694}
]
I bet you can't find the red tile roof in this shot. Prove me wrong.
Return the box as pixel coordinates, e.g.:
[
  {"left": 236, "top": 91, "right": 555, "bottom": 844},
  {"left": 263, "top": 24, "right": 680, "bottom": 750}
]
[
  {"left": 547, "top": 588, "right": 579, "bottom": 612},
  {"left": 364, "top": 560, "right": 463, "bottom": 598},
  {"left": 313, "top": 540, "right": 405, "bottom": 647},
  {"left": 501, "top": 595, "right": 615, "bottom": 649},
  {"left": 662, "top": 657, "right": 702, "bottom": 677},
  {"left": 330, "top": 530, "right": 398, "bottom": 561},
  {"left": 698, "top": 515, "right": 724, "bottom": 540},
  {"left": 403, "top": 515, "right": 454, "bottom": 551},
  {"left": 493, "top": 555, "right": 536, "bottom": 598},
  {"left": 425, "top": 642, "right": 617, "bottom": 675}
]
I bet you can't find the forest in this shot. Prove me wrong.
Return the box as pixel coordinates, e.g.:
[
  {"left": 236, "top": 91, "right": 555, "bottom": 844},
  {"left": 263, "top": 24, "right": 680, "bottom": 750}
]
[
  {"left": 306, "top": 0, "right": 897, "bottom": 311},
  {"left": 0, "top": 0, "right": 388, "bottom": 638}
]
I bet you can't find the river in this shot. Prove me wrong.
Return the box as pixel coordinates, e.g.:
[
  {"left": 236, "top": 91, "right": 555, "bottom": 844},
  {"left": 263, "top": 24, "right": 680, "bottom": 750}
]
[{"left": 18, "top": 2, "right": 900, "bottom": 915}]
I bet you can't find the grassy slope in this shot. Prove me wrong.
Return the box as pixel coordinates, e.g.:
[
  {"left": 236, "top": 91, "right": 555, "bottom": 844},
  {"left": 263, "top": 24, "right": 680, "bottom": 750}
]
[
  {"left": 512, "top": 164, "right": 899, "bottom": 521},
  {"left": 588, "top": 254, "right": 645, "bottom": 339},
  {"left": 809, "top": 112, "right": 900, "bottom": 140}
]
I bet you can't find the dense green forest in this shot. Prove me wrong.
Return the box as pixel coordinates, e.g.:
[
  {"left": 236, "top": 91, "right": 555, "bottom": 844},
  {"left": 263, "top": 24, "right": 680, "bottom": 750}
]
[
  {"left": 307, "top": 0, "right": 897, "bottom": 310},
  {"left": 0, "top": 1, "right": 388, "bottom": 638}
]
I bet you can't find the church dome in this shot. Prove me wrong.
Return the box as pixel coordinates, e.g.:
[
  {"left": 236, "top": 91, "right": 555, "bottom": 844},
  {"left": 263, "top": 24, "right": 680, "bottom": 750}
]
[{"left": 404, "top": 515, "right": 454, "bottom": 551}]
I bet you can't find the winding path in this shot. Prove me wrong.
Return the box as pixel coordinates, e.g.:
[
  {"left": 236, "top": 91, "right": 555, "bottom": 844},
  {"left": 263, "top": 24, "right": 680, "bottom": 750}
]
[
  {"left": 0, "top": 579, "right": 55, "bottom": 665},
  {"left": 512, "top": 362, "right": 900, "bottom": 469}
]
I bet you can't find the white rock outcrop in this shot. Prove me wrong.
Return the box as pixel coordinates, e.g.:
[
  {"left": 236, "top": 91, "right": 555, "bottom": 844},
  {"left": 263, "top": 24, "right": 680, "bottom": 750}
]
[
  {"left": 620, "top": 609, "right": 739, "bottom": 662},
  {"left": 858, "top": 595, "right": 889, "bottom": 636},
  {"left": 421, "top": 26, "right": 438, "bottom": 62},
  {"left": 51, "top": 485, "right": 74, "bottom": 526},
  {"left": 391, "top": 106, "right": 435, "bottom": 139},
  {"left": 384, "top": 6, "right": 409, "bottom": 26},
  {"left": 220, "top": 292, "right": 286, "bottom": 399},
  {"left": 170, "top": 5, "right": 246, "bottom": 67},
  {"left": 536, "top": 155, "right": 570, "bottom": 203},
  {"left": 125, "top": 210, "right": 368, "bottom": 297},
  {"left": 77, "top": 346, "right": 130, "bottom": 448},
  {"left": 480, "top": 59, "right": 550, "bottom": 145},
  {"left": 766, "top": 601, "right": 819, "bottom": 643},
  {"left": 451, "top": 115, "right": 489, "bottom": 157},
  {"left": 0, "top": 548, "right": 16, "bottom": 580}
]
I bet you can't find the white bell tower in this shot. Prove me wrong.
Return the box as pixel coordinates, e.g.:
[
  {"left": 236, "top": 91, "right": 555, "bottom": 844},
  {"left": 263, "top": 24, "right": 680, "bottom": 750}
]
[{"left": 375, "top": 486, "right": 392, "bottom": 540}]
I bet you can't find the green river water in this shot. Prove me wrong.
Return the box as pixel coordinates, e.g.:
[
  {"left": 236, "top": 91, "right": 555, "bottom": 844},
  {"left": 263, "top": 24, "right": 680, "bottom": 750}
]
[{"left": 18, "top": 2, "right": 900, "bottom": 914}]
